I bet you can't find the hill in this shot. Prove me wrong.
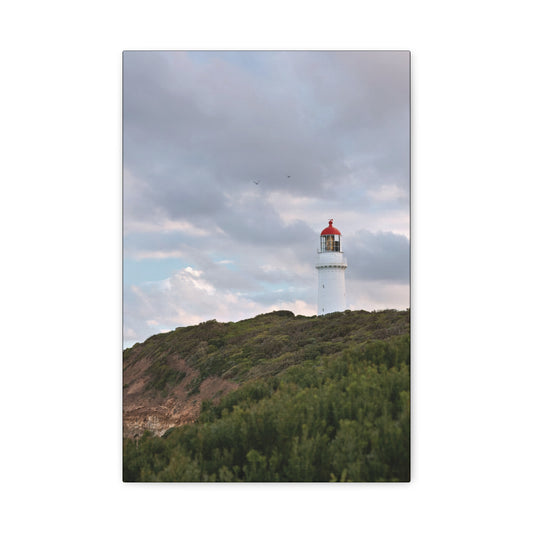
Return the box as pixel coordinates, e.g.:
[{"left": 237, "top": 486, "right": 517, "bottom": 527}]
[{"left": 123, "top": 309, "right": 410, "bottom": 482}]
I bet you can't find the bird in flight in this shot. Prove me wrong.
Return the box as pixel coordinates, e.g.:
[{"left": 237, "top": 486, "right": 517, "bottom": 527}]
[
  {"left": 287, "top": 175, "right": 291, "bottom": 178},
  {"left": 252, "top": 179, "right": 261, "bottom": 185}
]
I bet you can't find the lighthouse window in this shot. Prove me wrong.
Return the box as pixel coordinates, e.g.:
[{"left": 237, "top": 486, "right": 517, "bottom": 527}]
[{"left": 320, "top": 234, "right": 341, "bottom": 252}]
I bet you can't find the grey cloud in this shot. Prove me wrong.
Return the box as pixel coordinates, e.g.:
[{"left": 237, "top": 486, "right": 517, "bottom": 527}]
[
  {"left": 123, "top": 51, "right": 410, "bottom": 344},
  {"left": 292, "top": 51, "right": 410, "bottom": 190},
  {"left": 123, "top": 51, "right": 391, "bottom": 206},
  {"left": 344, "top": 230, "right": 409, "bottom": 282}
]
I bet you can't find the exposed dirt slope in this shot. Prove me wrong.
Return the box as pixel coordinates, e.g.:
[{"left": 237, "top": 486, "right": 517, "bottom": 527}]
[{"left": 123, "top": 352, "right": 237, "bottom": 438}]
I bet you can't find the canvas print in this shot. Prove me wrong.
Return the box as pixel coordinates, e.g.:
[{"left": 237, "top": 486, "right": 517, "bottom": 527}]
[{"left": 123, "top": 50, "right": 410, "bottom": 482}]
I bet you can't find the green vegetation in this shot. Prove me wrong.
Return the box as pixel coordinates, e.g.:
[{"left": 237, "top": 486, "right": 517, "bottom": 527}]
[{"left": 123, "top": 309, "right": 410, "bottom": 482}]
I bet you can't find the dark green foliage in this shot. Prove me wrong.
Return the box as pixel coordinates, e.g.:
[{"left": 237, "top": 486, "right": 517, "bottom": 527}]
[
  {"left": 124, "top": 309, "right": 409, "bottom": 392},
  {"left": 186, "top": 375, "right": 203, "bottom": 397},
  {"left": 148, "top": 360, "right": 186, "bottom": 392},
  {"left": 123, "top": 310, "right": 410, "bottom": 482}
]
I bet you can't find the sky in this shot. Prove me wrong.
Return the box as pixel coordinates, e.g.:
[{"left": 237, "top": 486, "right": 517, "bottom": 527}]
[{"left": 123, "top": 50, "right": 410, "bottom": 347}]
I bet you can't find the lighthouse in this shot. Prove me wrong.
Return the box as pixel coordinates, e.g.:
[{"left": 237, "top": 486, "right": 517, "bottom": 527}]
[{"left": 316, "top": 219, "right": 347, "bottom": 315}]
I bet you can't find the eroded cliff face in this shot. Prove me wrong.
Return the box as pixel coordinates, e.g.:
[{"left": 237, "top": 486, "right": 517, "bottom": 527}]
[{"left": 123, "top": 351, "right": 237, "bottom": 439}]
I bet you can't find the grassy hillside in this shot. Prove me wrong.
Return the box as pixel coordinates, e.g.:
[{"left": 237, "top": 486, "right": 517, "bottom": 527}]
[{"left": 123, "top": 309, "right": 410, "bottom": 482}]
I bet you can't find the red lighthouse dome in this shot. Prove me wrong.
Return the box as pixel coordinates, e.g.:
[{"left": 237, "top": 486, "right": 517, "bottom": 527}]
[
  {"left": 321, "top": 219, "right": 341, "bottom": 236},
  {"left": 319, "top": 219, "right": 342, "bottom": 252}
]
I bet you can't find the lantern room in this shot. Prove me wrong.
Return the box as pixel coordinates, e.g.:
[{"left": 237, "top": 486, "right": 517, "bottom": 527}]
[{"left": 320, "top": 219, "right": 342, "bottom": 252}]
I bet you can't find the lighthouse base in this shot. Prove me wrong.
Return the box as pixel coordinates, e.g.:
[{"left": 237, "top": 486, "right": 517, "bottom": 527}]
[{"left": 316, "top": 261, "right": 347, "bottom": 315}]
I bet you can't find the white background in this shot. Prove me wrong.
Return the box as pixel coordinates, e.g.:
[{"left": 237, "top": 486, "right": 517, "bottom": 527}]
[{"left": 1, "top": 1, "right": 532, "bottom": 531}]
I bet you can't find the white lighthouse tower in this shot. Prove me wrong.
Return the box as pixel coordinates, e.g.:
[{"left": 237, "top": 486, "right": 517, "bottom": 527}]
[{"left": 316, "top": 219, "right": 347, "bottom": 315}]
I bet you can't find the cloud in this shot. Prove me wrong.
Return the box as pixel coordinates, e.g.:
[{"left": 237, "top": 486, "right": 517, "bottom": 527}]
[
  {"left": 123, "top": 51, "right": 410, "bottom": 346},
  {"left": 348, "top": 280, "right": 410, "bottom": 311},
  {"left": 123, "top": 266, "right": 316, "bottom": 347},
  {"left": 344, "top": 230, "right": 410, "bottom": 282},
  {"left": 123, "top": 51, "right": 409, "bottom": 214}
]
